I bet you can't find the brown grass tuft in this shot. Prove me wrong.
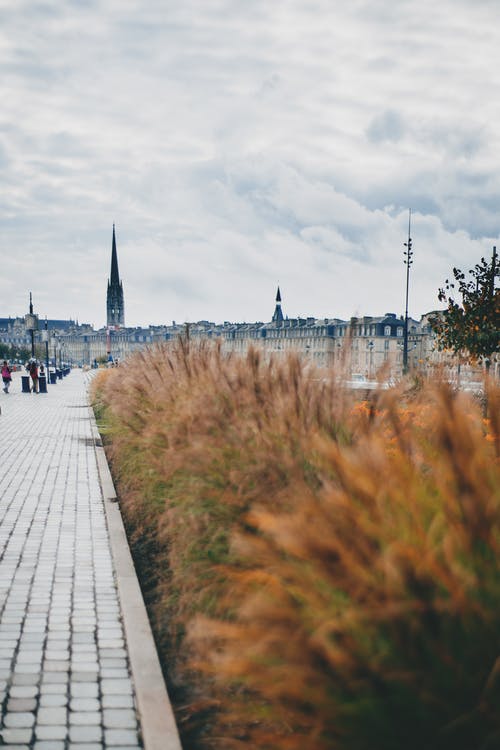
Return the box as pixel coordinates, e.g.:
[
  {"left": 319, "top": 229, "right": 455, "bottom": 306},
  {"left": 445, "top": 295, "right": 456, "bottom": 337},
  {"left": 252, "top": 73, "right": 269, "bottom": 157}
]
[{"left": 92, "top": 344, "right": 500, "bottom": 750}]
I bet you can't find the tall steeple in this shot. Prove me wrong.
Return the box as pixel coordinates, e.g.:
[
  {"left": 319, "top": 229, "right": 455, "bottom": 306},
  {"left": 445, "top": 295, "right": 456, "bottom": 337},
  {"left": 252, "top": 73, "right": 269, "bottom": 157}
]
[
  {"left": 106, "top": 225, "right": 125, "bottom": 327},
  {"left": 272, "top": 285, "right": 284, "bottom": 325}
]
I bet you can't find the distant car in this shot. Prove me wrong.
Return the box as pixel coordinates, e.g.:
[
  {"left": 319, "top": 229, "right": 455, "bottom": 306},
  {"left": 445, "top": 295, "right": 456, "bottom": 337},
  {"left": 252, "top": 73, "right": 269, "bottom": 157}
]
[
  {"left": 460, "top": 381, "right": 484, "bottom": 394},
  {"left": 345, "top": 374, "right": 391, "bottom": 390},
  {"left": 345, "top": 375, "right": 376, "bottom": 390}
]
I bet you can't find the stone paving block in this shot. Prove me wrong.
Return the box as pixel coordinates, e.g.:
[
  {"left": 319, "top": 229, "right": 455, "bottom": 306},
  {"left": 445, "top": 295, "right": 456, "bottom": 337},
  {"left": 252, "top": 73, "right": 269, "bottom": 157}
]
[
  {"left": 70, "top": 681, "right": 99, "bottom": 699},
  {"left": 101, "top": 693, "right": 135, "bottom": 709},
  {"left": 6, "top": 698, "right": 37, "bottom": 712},
  {"left": 8, "top": 685, "right": 38, "bottom": 699},
  {"left": 39, "top": 693, "right": 68, "bottom": 707},
  {"left": 39, "top": 682, "right": 67, "bottom": 695},
  {"left": 74, "top": 643, "right": 99, "bottom": 658},
  {"left": 104, "top": 728, "right": 140, "bottom": 746},
  {"left": 103, "top": 708, "right": 137, "bottom": 729},
  {"left": 0, "top": 727, "right": 33, "bottom": 744},
  {"left": 101, "top": 657, "right": 127, "bottom": 669},
  {"left": 12, "top": 674, "right": 40, "bottom": 686},
  {"left": 35, "top": 724, "right": 68, "bottom": 741},
  {"left": 69, "top": 724, "right": 102, "bottom": 743},
  {"left": 16, "top": 651, "right": 43, "bottom": 664},
  {"left": 3, "top": 711, "right": 36, "bottom": 728},
  {"left": 14, "top": 663, "right": 42, "bottom": 674},
  {"left": 45, "top": 649, "right": 70, "bottom": 661},
  {"left": 41, "top": 671, "right": 68, "bottom": 684},
  {"left": 70, "top": 709, "right": 102, "bottom": 725},
  {"left": 101, "top": 678, "right": 133, "bottom": 695},
  {"left": 36, "top": 706, "right": 67, "bottom": 724},
  {"left": 43, "top": 659, "right": 70, "bottom": 672}
]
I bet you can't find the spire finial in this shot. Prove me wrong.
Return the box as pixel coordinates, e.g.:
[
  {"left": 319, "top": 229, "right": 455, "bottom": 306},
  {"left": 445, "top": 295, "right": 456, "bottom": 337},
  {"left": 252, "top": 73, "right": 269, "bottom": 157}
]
[
  {"left": 272, "top": 285, "right": 284, "bottom": 325},
  {"left": 107, "top": 226, "right": 125, "bottom": 327}
]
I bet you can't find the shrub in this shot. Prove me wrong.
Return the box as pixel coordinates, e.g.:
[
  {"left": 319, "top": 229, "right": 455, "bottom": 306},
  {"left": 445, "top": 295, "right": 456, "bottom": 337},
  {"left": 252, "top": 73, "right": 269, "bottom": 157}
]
[{"left": 92, "top": 342, "right": 500, "bottom": 750}]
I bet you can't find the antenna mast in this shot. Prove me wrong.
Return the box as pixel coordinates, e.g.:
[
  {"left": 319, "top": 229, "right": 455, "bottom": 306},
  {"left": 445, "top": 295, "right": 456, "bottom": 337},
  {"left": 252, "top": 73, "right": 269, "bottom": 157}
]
[{"left": 403, "top": 208, "right": 413, "bottom": 375}]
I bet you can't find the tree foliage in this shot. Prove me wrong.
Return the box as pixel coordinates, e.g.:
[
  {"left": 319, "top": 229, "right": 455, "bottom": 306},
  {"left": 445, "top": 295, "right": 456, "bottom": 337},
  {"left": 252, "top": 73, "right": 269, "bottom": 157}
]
[
  {"left": 0, "top": 342, "right": 31, "bottom": 362},
  {"left": 430, "top": 247, "right": 500, "bottom": 363}
]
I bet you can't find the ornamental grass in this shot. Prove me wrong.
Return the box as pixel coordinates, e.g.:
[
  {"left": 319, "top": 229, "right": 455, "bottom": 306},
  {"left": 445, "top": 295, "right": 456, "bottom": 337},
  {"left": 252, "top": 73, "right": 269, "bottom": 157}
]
[{"left": 92, "top": 341, "right": 500, "bottom": 750}]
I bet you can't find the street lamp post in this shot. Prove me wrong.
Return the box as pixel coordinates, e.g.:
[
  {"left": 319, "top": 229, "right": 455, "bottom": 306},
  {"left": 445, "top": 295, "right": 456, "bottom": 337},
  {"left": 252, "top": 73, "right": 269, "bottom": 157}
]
[
  {"left": 42, "top": 317, "right": 50, "bottom": 385},
  {"left": 368, "top": 340, "right": 374, "bottom": 378},
  {"left": 25, "top": 292, "right": 39, "bottom": 358},
  {"left": 403, "top": 209, "right": 413, "bottom": 375},
  {"left": 53, "top": 334, "right": 58, "bottom": 375},
  {"left": 29, "top": 293, "right": 34, "bottom": 357}
]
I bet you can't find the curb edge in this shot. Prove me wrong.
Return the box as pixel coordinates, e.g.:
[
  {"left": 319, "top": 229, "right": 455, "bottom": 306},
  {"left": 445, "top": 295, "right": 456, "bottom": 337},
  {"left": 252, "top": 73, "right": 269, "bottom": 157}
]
[{"left": 91, "top": 414, "right": 183, "bottom": 750}]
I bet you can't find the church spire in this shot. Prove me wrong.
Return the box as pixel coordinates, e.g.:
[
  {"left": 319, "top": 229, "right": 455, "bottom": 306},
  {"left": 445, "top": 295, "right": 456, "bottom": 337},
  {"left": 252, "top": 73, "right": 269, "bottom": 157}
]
[
  {"left": 110, "top": 224, "right": 120, "bottom": 285},
  {"left": 106, "top": 225, "right": 125, "bottom": 327},
  {"left": 272, "top": 285, "right": 284, "bottom": 325}
]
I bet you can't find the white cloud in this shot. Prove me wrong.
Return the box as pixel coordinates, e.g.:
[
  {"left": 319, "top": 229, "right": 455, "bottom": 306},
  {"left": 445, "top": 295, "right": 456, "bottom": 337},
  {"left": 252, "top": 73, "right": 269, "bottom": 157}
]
[{"left": 0, "top": 0, "right": 499, "bottom": 327}]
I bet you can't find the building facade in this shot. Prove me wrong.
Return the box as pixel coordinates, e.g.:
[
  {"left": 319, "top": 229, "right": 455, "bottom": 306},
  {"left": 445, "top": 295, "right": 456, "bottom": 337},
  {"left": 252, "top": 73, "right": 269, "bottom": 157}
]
[{"left": 1, "top": 235, "right": 494, "bottom": 381}]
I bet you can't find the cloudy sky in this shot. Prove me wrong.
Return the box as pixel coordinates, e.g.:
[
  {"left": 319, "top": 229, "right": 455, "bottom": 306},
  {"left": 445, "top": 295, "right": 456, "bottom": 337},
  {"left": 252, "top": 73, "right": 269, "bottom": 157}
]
[{"left": 1, "top": 0, "right": 499, "bottom": 328}]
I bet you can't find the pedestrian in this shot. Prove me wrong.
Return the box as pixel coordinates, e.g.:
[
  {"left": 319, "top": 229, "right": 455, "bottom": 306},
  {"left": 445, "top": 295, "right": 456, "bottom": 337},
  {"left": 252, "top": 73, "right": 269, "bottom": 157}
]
[
  {"left": 1, "top": 361, "right": 12, "bottom": 393},
  {"left": 29, "top": 359, "right": 39, "bottom": 393}
]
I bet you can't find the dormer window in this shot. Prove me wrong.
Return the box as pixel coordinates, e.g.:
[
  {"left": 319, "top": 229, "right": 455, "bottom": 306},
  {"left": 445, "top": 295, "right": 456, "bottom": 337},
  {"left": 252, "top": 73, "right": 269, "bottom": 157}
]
[{"left": 384, "top": 326, "right": 391, "bottom": 336}]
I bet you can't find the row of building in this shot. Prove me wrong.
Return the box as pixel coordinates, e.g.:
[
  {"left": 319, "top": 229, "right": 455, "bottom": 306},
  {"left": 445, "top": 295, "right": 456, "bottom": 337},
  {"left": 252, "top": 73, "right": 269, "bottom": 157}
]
[
  {"left": 0, "top": 300, "right": 470, "bottom": 382},
  {"left": 0, "top": 228, "right": 492, "bottom": 382}
]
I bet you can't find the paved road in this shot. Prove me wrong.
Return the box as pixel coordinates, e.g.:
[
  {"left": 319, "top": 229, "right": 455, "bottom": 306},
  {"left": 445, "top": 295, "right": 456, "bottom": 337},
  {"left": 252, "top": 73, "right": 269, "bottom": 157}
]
[{"left": 0, "top": 369, "right": 181, "bottom": 750}]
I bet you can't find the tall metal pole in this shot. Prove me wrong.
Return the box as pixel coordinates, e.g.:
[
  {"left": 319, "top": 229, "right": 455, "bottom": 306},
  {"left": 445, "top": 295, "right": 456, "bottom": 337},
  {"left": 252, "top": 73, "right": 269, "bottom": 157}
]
[
  {"left": 403, "top": 209, "right": 413, "bottom": 375},
  {"left": 29, "top": 292, "right": 35, "bottom": 357},
  {"left": 45, "top": 317, "right": 50, "bottom": 385},
  {"left": 53, "top": 335, "right": 58, "bottom": 377}
]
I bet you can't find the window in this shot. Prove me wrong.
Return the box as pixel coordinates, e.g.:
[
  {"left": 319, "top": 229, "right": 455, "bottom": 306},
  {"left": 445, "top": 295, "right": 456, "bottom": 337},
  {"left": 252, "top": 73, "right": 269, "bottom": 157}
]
[
  {"left": 397, "top": 327, "right": 403, "bottom": 337},
  {"left": 384, "top": 326, "right": 391, "bottom": 336}
]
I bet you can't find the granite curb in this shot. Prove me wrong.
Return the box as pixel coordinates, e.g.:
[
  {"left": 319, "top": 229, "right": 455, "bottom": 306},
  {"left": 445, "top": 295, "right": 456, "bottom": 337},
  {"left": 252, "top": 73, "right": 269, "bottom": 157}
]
[{"left": 89, "top": 407, "right": 182, "bottom": 750}]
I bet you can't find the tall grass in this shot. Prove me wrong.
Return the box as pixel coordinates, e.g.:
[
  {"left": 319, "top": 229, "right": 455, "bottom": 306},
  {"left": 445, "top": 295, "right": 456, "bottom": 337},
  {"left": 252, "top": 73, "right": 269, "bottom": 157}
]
[{"left": 92, "top": 341, "right": 500, "bottom": 750}]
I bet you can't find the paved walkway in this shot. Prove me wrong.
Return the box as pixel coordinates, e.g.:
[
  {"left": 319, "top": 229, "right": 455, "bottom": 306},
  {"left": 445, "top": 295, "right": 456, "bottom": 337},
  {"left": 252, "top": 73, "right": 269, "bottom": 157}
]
[{"left": 0, "top": 369, "right": 181, "bottom": 750}]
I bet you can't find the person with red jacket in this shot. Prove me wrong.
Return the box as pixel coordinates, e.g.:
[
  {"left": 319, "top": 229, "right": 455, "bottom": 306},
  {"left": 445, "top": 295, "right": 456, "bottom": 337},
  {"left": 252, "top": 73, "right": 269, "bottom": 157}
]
[
  {"left": 1, "top": 361, "right": 11, "bottom": 393},
  {"left": 29, "top": 359, "right": 39, "bottom": 393}
]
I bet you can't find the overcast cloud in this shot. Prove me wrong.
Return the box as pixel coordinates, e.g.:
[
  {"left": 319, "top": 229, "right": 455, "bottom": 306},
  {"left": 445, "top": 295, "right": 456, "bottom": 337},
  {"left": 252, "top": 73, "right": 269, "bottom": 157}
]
[{"left": 1, "top": 0, "right": 499, "bottom": 327}]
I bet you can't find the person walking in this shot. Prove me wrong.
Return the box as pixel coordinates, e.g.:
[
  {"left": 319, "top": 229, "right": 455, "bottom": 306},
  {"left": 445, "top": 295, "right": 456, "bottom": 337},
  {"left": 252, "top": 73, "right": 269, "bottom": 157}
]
[
  {"left": 29, "top": 359, "right": 39, "bottom": 393},
  {"left": 1, "top": 361, "right": 12, "bottom": 393}
]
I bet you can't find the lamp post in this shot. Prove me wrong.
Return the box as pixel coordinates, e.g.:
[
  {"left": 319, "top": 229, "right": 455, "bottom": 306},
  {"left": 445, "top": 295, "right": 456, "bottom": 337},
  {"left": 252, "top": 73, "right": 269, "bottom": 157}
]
[
  {"left": 42, "top": 317, "right": 50, "bottom": 385},
  {"left": 29, "top": 293, "right": 34, "bottom": 357},
  {"left": 368, "top": 340, "right": 374, "bottom": 378},
  {"left": 52, "top": 333, "right": 58, "bottom": 375},
  {"left": 25, "top": 292, "right": 39, "bottom": 358},
  {"left": 403, "top": 209, "right": 413, "bottom": 375}
]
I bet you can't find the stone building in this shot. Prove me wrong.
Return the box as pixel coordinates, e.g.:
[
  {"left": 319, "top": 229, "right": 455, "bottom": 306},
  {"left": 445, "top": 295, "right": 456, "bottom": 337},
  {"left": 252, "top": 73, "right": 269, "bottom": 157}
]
[{"left": 2, "top": 231, "right": 492, "bottom": 381}]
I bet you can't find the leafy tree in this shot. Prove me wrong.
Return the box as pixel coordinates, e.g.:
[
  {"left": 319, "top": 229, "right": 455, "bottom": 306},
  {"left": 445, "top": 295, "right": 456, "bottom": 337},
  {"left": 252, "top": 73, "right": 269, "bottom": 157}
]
[
  {"left": 0, "top": 342, "right": 31, "bottom": 362},
  {"left": 430, "top": 247, "right": 500, "bottom": 368}
]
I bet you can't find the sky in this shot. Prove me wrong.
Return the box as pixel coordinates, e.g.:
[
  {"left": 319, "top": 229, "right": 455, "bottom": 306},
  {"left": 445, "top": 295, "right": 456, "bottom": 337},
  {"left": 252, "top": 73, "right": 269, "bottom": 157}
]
[{"left": 1, "top": 0, "right": 500, "bottom": 329}]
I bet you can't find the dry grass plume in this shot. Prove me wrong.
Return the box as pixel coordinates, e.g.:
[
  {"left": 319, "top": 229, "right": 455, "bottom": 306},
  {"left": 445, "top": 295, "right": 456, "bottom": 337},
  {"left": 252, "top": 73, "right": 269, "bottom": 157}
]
[{"left": 91, "top": 341, "right": 500, "bottom": 750}]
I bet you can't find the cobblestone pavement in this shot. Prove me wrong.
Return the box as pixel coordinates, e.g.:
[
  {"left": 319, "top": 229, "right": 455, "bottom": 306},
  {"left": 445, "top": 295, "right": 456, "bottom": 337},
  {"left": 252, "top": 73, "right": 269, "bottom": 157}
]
[{"left": 0, "top": 370, "right": 143, "bottom": 749}]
